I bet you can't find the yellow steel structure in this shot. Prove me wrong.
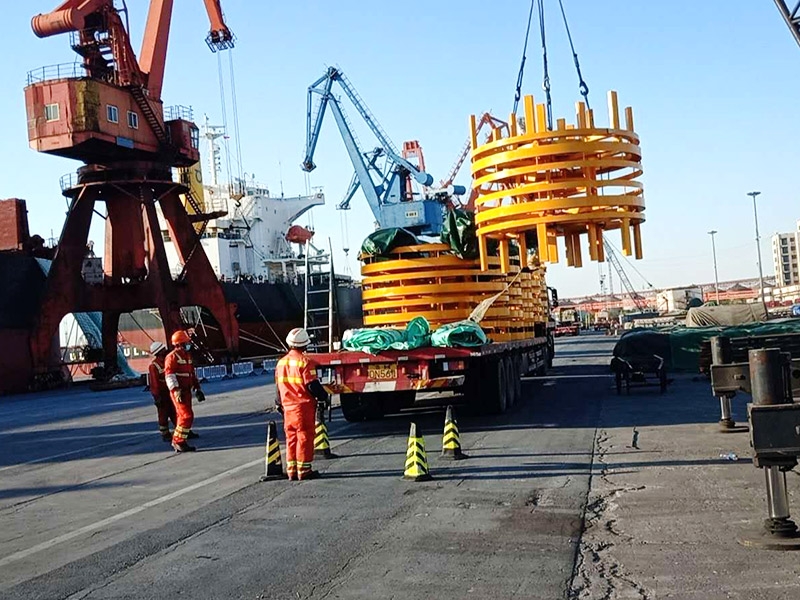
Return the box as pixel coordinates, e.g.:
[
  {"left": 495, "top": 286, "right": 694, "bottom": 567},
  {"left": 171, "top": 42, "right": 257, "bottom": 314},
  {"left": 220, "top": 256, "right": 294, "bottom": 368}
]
[
  {"left": 469, "top": 91, "right": 644, "bottom": 272},
  {"left": 361, "top": 243, "right": 549, "bottom": 341}
]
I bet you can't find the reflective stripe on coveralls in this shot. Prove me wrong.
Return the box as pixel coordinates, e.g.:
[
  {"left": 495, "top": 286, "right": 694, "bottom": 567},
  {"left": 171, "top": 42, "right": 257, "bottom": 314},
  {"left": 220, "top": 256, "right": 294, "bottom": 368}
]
[
  {"left": 165, "top": 349, "right": 198, "bottom": 444},
  {"left": 276, "top": 350, "right": 318, "bottom": 478}
]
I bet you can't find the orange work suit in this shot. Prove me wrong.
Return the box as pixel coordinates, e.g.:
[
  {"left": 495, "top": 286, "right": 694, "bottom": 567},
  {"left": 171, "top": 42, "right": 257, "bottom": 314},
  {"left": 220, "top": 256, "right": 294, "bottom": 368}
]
[
  {"left": 164, "top": 348, "right": 199, "bottom": 444},
  {"left": 276, "top": 349, "right": 319, "bottom": 479},
  {"left": 149, "top": 355, "right": 177, "bottom": 437}
]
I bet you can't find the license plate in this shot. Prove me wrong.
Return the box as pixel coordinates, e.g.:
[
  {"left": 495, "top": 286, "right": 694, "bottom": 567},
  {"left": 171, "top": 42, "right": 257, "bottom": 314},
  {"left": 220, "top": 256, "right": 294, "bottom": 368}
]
[{"left": 367, "top": 364, "right": 397, "bottom": 380}]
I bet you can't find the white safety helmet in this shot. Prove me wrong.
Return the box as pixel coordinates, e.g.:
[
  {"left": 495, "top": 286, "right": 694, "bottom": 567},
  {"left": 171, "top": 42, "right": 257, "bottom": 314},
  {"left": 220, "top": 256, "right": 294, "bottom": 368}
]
[
  {"left": 286, "top": 327, "right": 310, "bottom": 349},
  {"left": 149, "top": 341, "right": 167, "bottom": 355}
]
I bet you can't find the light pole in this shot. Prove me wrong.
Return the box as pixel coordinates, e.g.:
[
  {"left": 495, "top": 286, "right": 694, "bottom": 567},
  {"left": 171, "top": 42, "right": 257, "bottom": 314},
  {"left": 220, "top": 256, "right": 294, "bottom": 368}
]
[
  {"left": 747, "top": 191, "right": 769, "bottom": 318},
  {"left": 708, "top": 230, "right": 720, "bottom": 304}
]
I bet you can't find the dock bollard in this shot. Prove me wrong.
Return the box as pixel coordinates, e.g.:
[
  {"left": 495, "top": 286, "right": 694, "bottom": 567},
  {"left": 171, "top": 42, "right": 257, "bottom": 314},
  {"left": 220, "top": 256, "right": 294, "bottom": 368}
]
[
  {"left": 259, "top": 421, "right": 287, "bottom": 482},
  {"left": 738, "top": 348, "right": 800, "bottom": 550},
  {"left": 710, "top": 336, "right": 747, "bottom": 433}
]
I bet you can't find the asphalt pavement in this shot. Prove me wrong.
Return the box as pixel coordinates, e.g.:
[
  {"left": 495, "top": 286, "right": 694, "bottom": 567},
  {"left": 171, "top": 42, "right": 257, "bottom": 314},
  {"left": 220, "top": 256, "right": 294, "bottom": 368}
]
[{"left": 0, "top": 337, "right": 608, "bottom": 599}]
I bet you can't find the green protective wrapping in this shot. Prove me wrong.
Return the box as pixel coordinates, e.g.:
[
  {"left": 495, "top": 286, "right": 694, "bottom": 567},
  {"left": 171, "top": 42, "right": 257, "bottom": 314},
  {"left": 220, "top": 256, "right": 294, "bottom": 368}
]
[
  {"left": 342, "top": 317, "right": 431, "bottom": 354},
  {"left": 619, "top": 319, "right": 800, "bottom": 372},
  {"left": 431, "top": 320, "right": 488, "bottom": 348},
  {"left": 440, "top": 209, "right": 478, "bottom": 259},
  {"left": 359, "top": 228, "right": 420, "bottom": 259}
]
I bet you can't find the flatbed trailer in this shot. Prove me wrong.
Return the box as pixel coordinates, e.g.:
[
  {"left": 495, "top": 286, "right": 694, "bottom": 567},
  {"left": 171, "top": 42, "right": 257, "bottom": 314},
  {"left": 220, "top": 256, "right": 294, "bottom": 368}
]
[{"left": 314, "top": 336, "right": 554, "bottom": 421}]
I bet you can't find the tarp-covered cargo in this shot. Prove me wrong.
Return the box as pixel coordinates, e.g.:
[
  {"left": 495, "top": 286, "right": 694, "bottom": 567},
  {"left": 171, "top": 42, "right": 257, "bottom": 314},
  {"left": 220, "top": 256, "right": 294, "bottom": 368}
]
[
  {"left": 439, "top": 209, "right": 478, "bottom": 259},
  {"left": 431, "top": 320, "right": 488, "bottom": 348},
  {"left": 359, "top": 228, "right": 419, "bottom": 259},
  {"left": 685, "top": 304, "right": 767, "bottom": 327},
  {"left": 342, "top": 316, "right": 431, "bottom": 354}
]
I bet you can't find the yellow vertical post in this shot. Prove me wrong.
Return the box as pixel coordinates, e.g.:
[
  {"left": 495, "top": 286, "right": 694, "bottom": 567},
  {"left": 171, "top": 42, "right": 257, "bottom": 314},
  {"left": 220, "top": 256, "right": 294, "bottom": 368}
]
[
  {"left": 587, "top": 224, "right": 598, "bottom": 261},
  {"left": 536, "top": 103, "right": 547, "bottom": 134},
  {"left": 469, "top": 114, "right": 478, "bottom": 150},
  {"left": 576, "top": 101, "right": 587, "bottom": 128},
  {"left": 621, "top": 217, "right": 632, "bottom": 256},
  {"left": 572, "top": 234, "right": 583, "bottom": 268},
  {"left": 524, "top": 95, "right": 536, "bottom": 134},
  {"left": 624, "top": 106, "right": 635, "bottom": 132},
  {"left": 633, "top": 222, "right": 643, "bottom": 260},
  {"left": 537, "top": 223, "right": 549, "bottom": 263},
  {"left": 587, "top": 108, "right": 595, "bottom": 128},
  {"left": 517, "top": 234, "right": 528, "bottom": 268},
  {"left": 547, "top": 231, "right": 559, "bottom": 264},
  {"left": 479, "top": 234, "right": 489, "bottom": 272},
  {"left": 499, "top": 238, "right": 510, "bottom": 274},
  {"left": 509, "top": 113, "right": 518, "bottom": 137},
  {"left": 608, "top": 91, "right": 620, "bottom": 129},
  {"left": 556, "top": 117, "right": 566, "bottom": 130}
]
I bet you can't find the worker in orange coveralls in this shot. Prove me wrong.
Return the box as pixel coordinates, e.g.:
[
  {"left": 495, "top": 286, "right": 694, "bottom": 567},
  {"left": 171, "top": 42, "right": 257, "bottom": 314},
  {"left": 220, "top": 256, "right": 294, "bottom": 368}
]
[
  {"left": 164, "top": 330, "right": 206, "bottom": 453},
  {"left": 148, "top": 341, "right": 177, "bottom": 442},
  {"left": 275, "top": 328, "right": 328, "bottom": 480}
]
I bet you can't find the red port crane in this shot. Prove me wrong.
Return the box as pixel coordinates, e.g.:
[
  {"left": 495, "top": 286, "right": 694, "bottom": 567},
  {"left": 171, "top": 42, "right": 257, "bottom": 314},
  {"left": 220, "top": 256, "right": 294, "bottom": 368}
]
[{"left": 25, "top": 0, "right": 238, "bottom": 379}]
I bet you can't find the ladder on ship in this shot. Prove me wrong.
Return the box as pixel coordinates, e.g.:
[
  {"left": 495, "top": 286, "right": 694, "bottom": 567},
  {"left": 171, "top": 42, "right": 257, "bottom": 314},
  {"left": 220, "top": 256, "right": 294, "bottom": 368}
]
[{"left": 303, "top": 240, "right": 339, "bottom": 352}]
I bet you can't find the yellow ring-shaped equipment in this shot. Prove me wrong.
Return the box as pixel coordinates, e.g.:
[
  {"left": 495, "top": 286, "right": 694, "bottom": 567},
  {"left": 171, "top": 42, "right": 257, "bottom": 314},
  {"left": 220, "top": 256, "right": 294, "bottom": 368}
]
[{"left": 469, "top": 91, "right": 645, "bottom": 271}]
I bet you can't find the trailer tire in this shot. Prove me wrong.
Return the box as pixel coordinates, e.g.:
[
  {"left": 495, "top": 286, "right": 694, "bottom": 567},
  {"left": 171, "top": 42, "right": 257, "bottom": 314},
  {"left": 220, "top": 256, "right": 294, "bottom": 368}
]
[
  {"left": 512, "top": 356, "right": 523, "bottom": 406},
  {"left": 486, "top": 358, "right": 508, "bottom": 415}
]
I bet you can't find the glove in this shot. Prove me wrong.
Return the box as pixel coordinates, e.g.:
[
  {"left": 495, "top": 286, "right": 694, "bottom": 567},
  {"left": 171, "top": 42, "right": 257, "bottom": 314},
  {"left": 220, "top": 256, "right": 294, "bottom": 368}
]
[
  {"left": 171, "top": 389, "right": 184, "bottom": 404},
  {"left": 196, "top": 389, "right": 206, "bottom": 403}
]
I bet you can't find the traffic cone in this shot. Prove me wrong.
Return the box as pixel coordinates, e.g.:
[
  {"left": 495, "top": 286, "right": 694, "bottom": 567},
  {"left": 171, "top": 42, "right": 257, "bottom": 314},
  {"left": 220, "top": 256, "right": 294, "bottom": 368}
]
[
  {"left": 403, "top": 422, "right": 432, "bottom": 482},
  {"left": 259, "top": 421, "right": 287, "bottom": 481},
  {"left": 314, "top": 408, "right": 338, "bottom": 459},
  {"left": 441, "top": 405, "right": 467, "bottom": 460}
]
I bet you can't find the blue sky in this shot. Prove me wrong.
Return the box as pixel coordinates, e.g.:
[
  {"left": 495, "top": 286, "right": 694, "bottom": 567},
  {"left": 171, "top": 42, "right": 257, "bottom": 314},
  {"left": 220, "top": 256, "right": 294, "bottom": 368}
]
[{"left": 2, "top": 1, "right": 799, "bottom": 298}]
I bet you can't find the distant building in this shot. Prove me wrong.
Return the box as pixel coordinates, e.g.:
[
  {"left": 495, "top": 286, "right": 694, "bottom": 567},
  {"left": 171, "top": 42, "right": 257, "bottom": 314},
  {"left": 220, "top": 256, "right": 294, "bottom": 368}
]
[
  {"left": 772, "top": 228, "right": 800, "bottom": 287},
  {"left": 656, "top": 286, "right": 703, "bottom": 313}
]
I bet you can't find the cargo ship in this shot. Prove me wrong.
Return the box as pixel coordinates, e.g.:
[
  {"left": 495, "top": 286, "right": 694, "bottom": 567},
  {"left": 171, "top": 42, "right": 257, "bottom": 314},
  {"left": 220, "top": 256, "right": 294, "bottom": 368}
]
[{"left": 1, "top": 124, "right": 362, "bottom": 390}]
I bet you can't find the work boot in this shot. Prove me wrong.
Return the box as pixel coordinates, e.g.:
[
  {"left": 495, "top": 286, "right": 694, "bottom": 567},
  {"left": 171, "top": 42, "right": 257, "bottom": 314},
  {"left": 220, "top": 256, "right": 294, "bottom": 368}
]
[
  {"left": 286, "top": 472, "right": 298, "bottom": 481},
  {"left": 172, "top": 442, "right": 197, "bottom": 453},
  {"left": 187, "top": 431, "right": 200, "bottom": 440},
  {"left": 298, "top": 470, "right": 321, "bottom": 481},
  {"left": 161, "top": 432, "right": 172, "bottom": 442}
]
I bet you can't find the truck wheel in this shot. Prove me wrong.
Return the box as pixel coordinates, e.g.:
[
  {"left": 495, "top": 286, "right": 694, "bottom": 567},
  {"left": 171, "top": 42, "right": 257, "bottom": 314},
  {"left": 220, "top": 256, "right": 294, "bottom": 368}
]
[
  {"left": 512, "top": 356, "right": 523, "bottom": 405},
  {"left": 503, "top": 358, "right": 515, "bottom": 408},
  {"left": 487, "top": 358, "right": 508, "bottom": 414}
]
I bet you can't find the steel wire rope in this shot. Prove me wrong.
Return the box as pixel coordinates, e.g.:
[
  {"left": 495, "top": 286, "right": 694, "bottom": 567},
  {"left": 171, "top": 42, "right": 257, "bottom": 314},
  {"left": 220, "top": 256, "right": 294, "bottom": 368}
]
[
  {"left": 606, "top": 240, "right": 655, "bottom": 289},
  {"left": 512, "top": 0, "right": 536, "bottom": 116},
  {"left": 557, "top": 0, "right": 590, "bottom": 108},
  {"left": 537, "top": 0, "right": 553, "bottom": 130},
  {"left": 228, "top": 50, "right": 245, "bottom": 186},
  {"left": 216, "top": 52, "right": 234, "bottom": 191}
]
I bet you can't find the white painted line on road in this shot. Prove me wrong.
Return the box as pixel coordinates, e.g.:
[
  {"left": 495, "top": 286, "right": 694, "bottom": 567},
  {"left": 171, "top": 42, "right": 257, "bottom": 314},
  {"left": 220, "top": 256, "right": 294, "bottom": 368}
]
[{"left": 0, "top": 457, "right": 262, "bottom": 569}]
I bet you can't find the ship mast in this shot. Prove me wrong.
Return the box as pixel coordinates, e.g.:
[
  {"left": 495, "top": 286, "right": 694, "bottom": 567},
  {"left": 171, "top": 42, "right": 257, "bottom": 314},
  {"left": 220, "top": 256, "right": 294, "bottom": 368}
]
[{"left": 203, "top": 115, "right": 226, "bottom": 187}]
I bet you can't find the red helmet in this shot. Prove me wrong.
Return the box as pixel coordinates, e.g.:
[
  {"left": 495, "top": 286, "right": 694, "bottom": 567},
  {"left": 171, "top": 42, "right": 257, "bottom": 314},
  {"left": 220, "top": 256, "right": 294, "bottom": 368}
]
[{"left": 171, "top": 330, "right": 191, "bottom": 346}]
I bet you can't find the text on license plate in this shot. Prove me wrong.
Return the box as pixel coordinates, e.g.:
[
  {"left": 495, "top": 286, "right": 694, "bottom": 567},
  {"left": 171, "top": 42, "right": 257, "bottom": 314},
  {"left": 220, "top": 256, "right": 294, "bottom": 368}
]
[{"left": 367, "top": 364, "right": 397, "bottom": 380}]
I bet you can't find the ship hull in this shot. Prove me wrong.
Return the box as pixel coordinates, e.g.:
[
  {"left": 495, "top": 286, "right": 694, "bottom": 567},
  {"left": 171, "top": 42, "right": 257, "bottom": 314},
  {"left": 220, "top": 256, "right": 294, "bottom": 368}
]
[{"left": 119, "top": 279, "right": 363, "bottom": 367}]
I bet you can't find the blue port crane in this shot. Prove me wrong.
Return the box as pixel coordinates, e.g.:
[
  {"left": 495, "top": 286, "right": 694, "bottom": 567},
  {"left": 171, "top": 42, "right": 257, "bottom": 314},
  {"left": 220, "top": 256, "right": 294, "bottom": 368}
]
[{"left": 302, "top": 67, "right": 463, "bottom": 236}]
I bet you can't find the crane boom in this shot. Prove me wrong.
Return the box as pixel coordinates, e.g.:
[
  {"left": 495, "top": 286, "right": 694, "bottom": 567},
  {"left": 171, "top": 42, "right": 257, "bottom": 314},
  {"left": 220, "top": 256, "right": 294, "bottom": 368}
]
[
  {"left": 603, "top": 240, "right": 648, "bottom": 311},
  {"left": 302, "top": 67, "right": 465, "bottom": 236},
  {"left": 774, "top": 0, "right": 800, "bottom": 48}
]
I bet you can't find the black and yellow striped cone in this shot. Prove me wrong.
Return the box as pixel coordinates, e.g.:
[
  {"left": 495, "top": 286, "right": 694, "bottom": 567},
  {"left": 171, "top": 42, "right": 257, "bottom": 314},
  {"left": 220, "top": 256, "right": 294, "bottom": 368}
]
[
  {"left": 314, "top": 409, "right": 338, "bottom": 459},
  {"left": 259, "top": 420, "right": 287, "bottom": 481},
  {"left": 442, "top": 405, "right": 467, "bottom": 460},
  {"left": 403, "top": 422, "right": 432, "bottom": 482}
]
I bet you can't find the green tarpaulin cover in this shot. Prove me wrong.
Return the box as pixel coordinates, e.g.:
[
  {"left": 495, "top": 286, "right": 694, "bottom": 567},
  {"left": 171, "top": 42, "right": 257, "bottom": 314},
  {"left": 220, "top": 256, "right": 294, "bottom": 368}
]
[
  {"left": 342, "top": 317, "right": 431, "bottom": 354},
  {"left": 618, "top": 319, "right": 800, "bottom": 372},
  {"left": 440, "top": 209, "right": 478, "bottom": 259},
  {"left": 431, "top": 320, "right": 488, "bottom": 348},
  {"left": 360, "top": 228, "right": 419, "bottom": 259}
]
